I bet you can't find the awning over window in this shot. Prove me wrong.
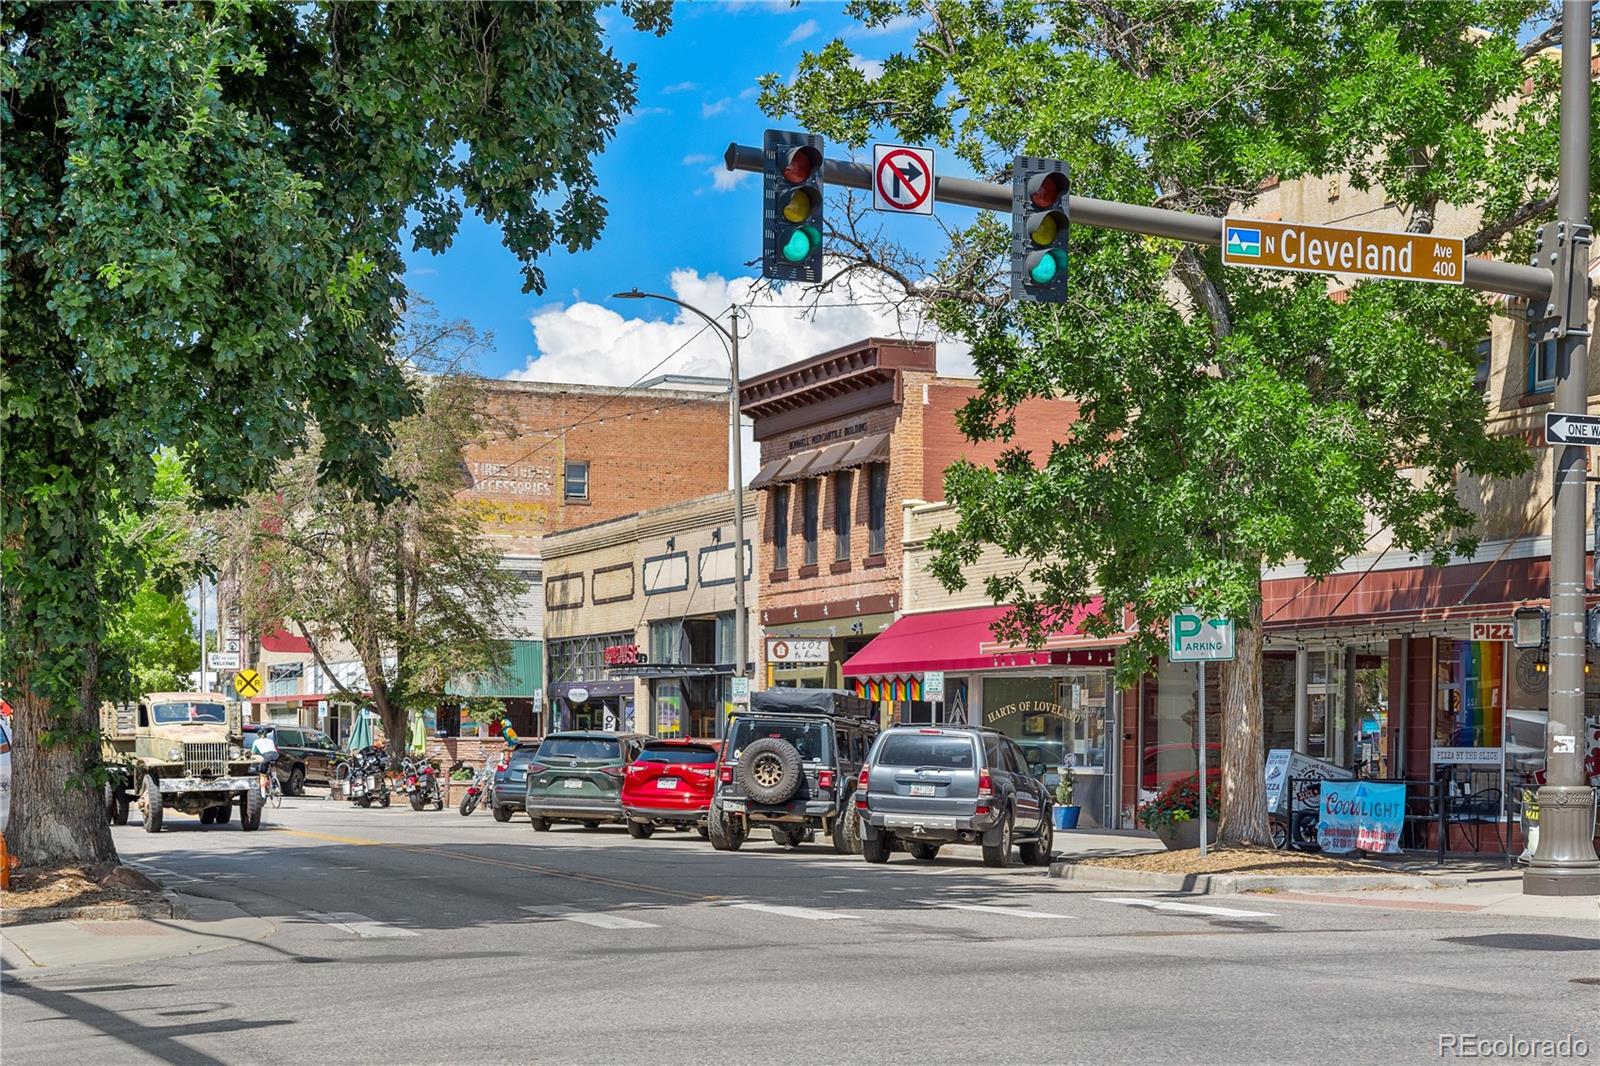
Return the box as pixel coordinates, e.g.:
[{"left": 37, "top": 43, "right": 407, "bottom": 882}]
[
  {"left": 748, "top": 433, "right": 892, "bottom": 490},
  {"left": 841, "top": 599, "right": 1123, "bottom": 678}
]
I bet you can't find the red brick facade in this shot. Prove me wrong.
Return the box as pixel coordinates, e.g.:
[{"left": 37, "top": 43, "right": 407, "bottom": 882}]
[{"left": 461, "top": 380, "right": 730, "bottom": 553}]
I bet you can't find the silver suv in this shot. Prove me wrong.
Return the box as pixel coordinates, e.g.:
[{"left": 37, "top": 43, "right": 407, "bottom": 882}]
[{"left": 856, "top": 726, "right": 1053, "bottom": 867}]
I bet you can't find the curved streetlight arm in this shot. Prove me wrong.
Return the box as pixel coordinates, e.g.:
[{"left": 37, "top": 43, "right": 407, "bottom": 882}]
[{"left": 612, "top": 289, "right": 737, "bottom": 352}]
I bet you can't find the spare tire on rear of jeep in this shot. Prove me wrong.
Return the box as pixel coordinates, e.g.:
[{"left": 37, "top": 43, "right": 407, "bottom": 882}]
[{"left": 736, "top": 737, "right": 804, "bottom": 805}]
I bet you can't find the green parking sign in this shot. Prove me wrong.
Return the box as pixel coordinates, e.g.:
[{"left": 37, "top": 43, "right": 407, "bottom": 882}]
[{"left": 1169, "top": 607, "right": 1235, "bottom": 662}]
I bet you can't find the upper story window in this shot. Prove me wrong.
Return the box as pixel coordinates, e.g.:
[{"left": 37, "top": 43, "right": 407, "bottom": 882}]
[
  {"left": 772, "top": 484, "right": 790, "bottom": 570},
  {"left": 564, "top": 460, "right": 589, "bottom": 501},
  {"left": 801, "top": 479, "right": 819, "bottom": 567},
  {"left": 1474, "top": 337, "right": 1491, "bottom": 393},
  {"left": 834, "top": 471, "right": 853, "bottom": 562},
  {"left": 1529, "top": 337, "right": 1557, "bottom": 395},
  {"left": 867, "top": 463, "right": 888, "bottom": 556}
]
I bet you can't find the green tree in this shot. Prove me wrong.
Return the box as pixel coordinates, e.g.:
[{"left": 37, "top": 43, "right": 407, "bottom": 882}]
[
  {"left": 219, "top": 315, "right": 520, "bottom": 769},
  {"left": 2, "top": 1, "right": 669, "bottom": 865},
  {"left": 760, "top": 1, "right": 1579, "bottom": 844},
  {"left": 102, "top": 583, "right": 202, "bottom": 700}
]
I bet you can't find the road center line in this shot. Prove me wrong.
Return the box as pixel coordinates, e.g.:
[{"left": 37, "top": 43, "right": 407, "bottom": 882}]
[{"left": 1096, "top": 898, "right": 1275, "bottom": 919}]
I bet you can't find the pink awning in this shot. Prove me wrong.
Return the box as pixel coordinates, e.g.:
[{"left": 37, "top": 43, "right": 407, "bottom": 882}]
[
  {"left": 260, "top": 628, "right": 312, "bottom": 654},
  {"left": 842, "top": 600, "right": 1124, "bottom": 677}
]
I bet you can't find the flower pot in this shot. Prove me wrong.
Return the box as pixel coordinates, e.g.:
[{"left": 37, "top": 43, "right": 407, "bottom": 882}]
[
  {"left": 1053, "top": 805, "right": 1081, "bottom": 830},
  {"left": 1154, "top": 818, "right": 1218, "bottom": 851}
]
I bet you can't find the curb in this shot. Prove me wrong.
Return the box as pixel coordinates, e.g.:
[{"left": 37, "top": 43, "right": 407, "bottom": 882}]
[
  {"left": 1, "top": 892, "right": 189, "bottom": 926},
  {"left": 1048, "top": 861, "right": 1450, "bottom": 895}
]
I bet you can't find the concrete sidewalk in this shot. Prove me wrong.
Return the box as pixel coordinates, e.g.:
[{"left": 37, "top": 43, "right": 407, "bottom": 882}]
[{"left": 1, "top": 892, "right": 275, "bottom": 977}]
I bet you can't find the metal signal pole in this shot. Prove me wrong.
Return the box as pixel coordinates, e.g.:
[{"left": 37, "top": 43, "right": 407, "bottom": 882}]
[{"left": 1527, "top": 0, "right": 1600, "bottom": 896}]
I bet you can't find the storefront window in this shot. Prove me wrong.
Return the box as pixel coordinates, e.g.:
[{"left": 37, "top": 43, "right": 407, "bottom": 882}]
[
  {"left": 1139, "top": 659, "right": 1220, "bottom": 800},
  {"left": 772, "top": 485, "right": 790, "bottom": 570},
  {"left": 1434, "top": 640, "right": 1504, "bottom": 750},
  {"left": 1262, "top": 652, "right": 1296, "bottom": 751}
]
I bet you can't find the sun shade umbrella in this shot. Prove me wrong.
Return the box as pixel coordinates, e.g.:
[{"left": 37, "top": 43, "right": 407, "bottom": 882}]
[
  {"left": 346, "top": 708, "right": 377, "bottom": 753},
  {"left": 408, "top": 711, "right": 427, "bottom": 755}
]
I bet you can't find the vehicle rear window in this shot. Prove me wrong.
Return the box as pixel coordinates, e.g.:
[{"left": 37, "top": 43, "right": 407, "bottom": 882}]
[
  {"left": 727, "top": 719, "right": 827, "bottom": 762},
  {"left": 537, "top": 736, "right": 621, "bottom": 760},
  {"left": 636, "top": 744, "right": 719, "bottom": 765},
  {"left": 507, "top": 748, "right": 542, "bottom": 769},
  {"left": 874, "top": 733, "right": 976, "bottom": 770}
]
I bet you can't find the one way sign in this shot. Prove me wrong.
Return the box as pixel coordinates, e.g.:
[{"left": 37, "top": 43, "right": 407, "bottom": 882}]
[{"left": 1545, "top": 412, "right": 1600, "bottom": 446}]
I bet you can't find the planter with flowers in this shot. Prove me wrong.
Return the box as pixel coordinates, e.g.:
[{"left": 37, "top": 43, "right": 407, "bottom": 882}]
[
  {"left": 1052, "top": 767, "right": 1081, "bottom": 830},
  {"left": 1137, "top": 775, "right": 1220, "bottom": 850}
]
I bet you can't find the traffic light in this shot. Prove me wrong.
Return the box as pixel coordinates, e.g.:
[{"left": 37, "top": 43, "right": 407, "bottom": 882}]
[
  {"left": 763, "top": 129, "right": 825, "bottom": 283},
  {"left": 1011, "top": 156, "right": 1070, "bottom": 303}
]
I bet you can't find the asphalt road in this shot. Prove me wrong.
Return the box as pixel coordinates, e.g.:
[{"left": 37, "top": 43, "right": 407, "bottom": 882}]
[{"left": 4, "top": 796, "right": 1597, "bottom": 1066}]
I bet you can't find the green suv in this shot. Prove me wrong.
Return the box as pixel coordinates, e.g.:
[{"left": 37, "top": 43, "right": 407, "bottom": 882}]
[{"left": 524, "top": 731, "right": 646, "bottom": 831}]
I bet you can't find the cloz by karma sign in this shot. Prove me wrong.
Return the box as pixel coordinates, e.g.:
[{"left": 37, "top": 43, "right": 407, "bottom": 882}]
[{"left": 1168, "top": 607, "right": 1235, "bottom": 662}]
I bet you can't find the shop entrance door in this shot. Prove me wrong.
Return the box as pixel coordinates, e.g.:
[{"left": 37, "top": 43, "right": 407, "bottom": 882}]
[{"left": 1061, "top": 672, "right": 1116, "bottom": 829}]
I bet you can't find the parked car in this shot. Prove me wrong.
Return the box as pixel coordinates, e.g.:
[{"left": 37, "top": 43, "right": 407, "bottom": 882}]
[
  {"left": 707, "top": 689, "right": 877, "bottom": 853},
  {"left": 523, "top": 731, "right": 646, "bottom": 831},
  {"left": 490, "top": 741, "right": 545, "bottom": 822},
  {"left": 856, "top": 725, "right": 1054, "bottom": 867},
  {"left": 620, "top": 738, "right": 723, "bottom": 839},
  {"left": 244, "top": 723, "right": 339, "bottom": 795}
]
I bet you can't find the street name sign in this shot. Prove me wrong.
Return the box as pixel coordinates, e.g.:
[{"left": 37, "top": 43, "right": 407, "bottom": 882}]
[
  {"left": 1169, "top": 607, "right": 1236, "bottom": 662},
  {"left": 1221, "top": 218, "right": 1465, "bottom": 285},
  {"left": 1544, "top": 411, "right": 1600, "bottom": 446},
  {"left": 872, "top": 144, "right": 934, "bottom": 215}
]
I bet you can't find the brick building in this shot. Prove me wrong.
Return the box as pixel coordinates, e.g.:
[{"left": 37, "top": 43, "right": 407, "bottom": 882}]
[{"left": 740, "top": 338, "right": 1079, "bottom": 698}]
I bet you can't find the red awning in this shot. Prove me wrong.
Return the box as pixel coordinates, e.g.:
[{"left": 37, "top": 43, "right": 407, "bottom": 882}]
[
  {"left": 842, "top": 600, "right": 1124, "bottom": 677},
  {"left": 260, "top": 628, "right": 312, "bottom": 654}
]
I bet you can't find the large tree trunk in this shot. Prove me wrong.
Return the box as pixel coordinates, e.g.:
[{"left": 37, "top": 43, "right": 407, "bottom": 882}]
[
  {"left": 5, "top": 649, "right": 119, "bottom": 868},
  {"left": 1216, "top": 598, "right": 1272, "bottom": 846}
]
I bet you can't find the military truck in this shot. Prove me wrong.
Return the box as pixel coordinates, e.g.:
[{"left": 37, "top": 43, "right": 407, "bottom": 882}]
[{"left": 101, "top": 691, "right": 265, "bottom": 832}]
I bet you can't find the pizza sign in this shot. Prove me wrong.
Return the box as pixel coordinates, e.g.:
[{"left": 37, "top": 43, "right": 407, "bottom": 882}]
[{"left": 1468, "top": 622, "right": 1515, "bottom": 642}]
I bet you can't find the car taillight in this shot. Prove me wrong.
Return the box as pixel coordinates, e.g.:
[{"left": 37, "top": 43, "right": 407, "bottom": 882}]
[
  {"left": 719, "top": 766, "right": 733, "bottom": 784},
  {"left": 976, "top": 769, "right": 993, "bottom": 815},
  {"left": 602, "top": 765, "right": 626, "bottom": 777},
  {"left": 856, "top": 765, "right": 870, "bottom": 809},
  {"left": 495, "top": 760, "right": 509, "bottom": 772},
  {"left": 818, "top": 769, "right": 833, "bottom": 790}
]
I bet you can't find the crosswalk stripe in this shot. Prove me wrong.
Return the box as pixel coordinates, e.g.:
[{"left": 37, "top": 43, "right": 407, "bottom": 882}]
[
  {"left": 909, "top": 900, "right": 1076, "bottom": 920},
  {"left": 301, "top": 910, "right": 420, "bottom": 938},
  {"left": 1095, "top": 898, "right": 1275, "bottom": 918},
  {"left": 728, "top": 902, "right": 852, "bottom": 921},
  {"left": 519, "top": 906, "right": 658, "bottom": 929}
]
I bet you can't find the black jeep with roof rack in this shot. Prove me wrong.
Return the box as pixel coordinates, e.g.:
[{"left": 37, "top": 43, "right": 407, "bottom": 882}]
[{"left": 706, "top": 689, "right": 878, "bottom": 853}]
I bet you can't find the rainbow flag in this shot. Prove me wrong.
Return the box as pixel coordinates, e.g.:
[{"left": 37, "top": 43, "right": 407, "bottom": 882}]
[
  {"left": 852, "top": 676, "right": 923, "bottom": 702},
  {"left": 1451, "top": 641, "right": 1503, "bottom": 748}
]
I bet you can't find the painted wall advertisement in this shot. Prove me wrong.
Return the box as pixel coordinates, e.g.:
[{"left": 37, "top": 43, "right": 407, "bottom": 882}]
[{"left": 1317, "top": 780, "right": 1406, "bottom": 854}]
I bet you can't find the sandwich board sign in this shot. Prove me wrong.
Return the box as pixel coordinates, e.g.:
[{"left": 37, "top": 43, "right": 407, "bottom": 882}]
[{"left": 1168, "top": 607, "right": 1236, "bottom": 662}]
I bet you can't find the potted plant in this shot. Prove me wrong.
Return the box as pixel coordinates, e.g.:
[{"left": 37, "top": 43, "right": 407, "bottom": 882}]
[
  {"left": 1052, "top": 766, "right": 1081, "bottom": 830},
  {"left": 1137, "top": 775, "right": 1220, "bottom": 850}
]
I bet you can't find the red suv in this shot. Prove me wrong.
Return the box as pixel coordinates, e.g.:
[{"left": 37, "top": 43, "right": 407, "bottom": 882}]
[{"left": 620, "top": 738, "right": 722, "bottom": 840}]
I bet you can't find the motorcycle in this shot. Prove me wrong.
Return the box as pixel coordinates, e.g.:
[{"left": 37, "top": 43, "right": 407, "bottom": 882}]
[
  {"left": 402, "top": 755, "right": 444, "bottom": 812},
  {"left": 458, "top": 763, "right": 495, "bottom": 817},
  {"left": 343, "top": 746, "right": 391, "bottom": 809}
]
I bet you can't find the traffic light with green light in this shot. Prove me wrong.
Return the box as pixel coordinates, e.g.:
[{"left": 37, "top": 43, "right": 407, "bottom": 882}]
[
  {"left": 763, "top": 129, "right": 825, "bottom": 283},
  {"left": 1012, "top": 156, "right": 1070, "bottom": 303}
]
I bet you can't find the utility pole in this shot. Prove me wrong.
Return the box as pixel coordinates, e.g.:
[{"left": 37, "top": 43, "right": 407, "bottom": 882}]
[
  {"left": 197, "top": 572, "right": 208, "bottom": 693},
  {"left": 1528, "top": 0, "right": 1600, "bottom": 897}
]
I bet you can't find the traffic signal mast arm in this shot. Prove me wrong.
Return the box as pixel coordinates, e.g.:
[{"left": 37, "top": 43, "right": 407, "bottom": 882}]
[{"left": 723, "top": 142, "right": 1554, "bottom": 303}]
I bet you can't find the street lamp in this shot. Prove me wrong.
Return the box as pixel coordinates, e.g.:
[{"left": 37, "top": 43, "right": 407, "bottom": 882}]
[{"left": 613, "top": 289, "right": 752, "bottom": 709}]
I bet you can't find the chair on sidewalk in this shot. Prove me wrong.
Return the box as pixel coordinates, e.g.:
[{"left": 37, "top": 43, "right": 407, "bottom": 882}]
[{"left": 1446, "top": 787, "right": 1504, "bottom": 853}]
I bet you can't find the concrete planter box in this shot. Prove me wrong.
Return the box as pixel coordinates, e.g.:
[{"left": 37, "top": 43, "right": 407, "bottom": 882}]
[
  {"left": 1155, "top": 818, "right": 1218, "bottom": 851},
  {"left": 445, "top": 780, "right": 477, "bottom": 810}
]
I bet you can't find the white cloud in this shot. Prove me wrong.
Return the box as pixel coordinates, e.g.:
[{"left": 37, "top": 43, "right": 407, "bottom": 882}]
[
  {"left": 707, "top": 166, "right": 754, "bottom": 192},
  {"left": 510, "top": 265, "right": 974, "bottom": 482},
  {"left": 701, "top": 97, "right": 732, "bottom": 118},
  {"left": 849, "top": 57, "right": 885, "bottom": 81},
  {"left": 784, "top": 18, "right": 819, "bottom": 46},
  {"left": 738, "top": 85, "right": 762, "bottom": 100},
  {"left": 621, "top": 105, "right": 670, "bottom": 126},
  {"left": 662, "top": 81, "right": 697, "bottom": 94},
  {"left": 682, "top": 153, "right": 712, "bottom": 166},
  {"left": 846, "top": 13, "right": 921, "bottom": 38}
]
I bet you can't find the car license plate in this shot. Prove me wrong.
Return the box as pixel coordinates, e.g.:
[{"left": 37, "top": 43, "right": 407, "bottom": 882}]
[
  {"left": 910, "top": 784, "right": 936, "bottom": 797},
  {"left": 562, "top": 779, "right": 583, "bottom": 789},
  {"left": 656, "top": 778, "right": 679, "bottom": 789}
]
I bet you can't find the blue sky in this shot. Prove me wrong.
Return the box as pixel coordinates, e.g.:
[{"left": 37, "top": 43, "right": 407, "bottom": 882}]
[{"left": 400, "top": 2, "right": 975, "bottom": 385}]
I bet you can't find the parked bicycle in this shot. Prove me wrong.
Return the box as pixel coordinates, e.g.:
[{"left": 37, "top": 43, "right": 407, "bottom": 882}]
[{"left": 458, "top": 764, "right": 495, "bottom": 817}]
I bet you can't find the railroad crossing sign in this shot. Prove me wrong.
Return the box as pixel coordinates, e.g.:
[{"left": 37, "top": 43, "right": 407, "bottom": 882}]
[
  {"left": 233, "top": 668, "right": 262, "bottom": 698},
  {"left": 1221, "top": 217, "right": 1465, "bottom": 285},
  {"left": 872, "top": 144, "right": 934, "bottom": 215},
  {"left": 1545, "top": 411, "right": 1600, "bottom": 446}
]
